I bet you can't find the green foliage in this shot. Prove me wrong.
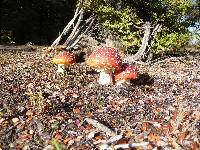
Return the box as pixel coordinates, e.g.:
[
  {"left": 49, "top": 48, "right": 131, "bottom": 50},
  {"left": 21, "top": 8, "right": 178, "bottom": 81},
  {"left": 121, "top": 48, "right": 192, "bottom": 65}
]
[
  {"left": 77, "top": 0, "right": 104, "bottom": 10},
  {"left": 26, "top": 90, "right": 44, "bottom": 112},
  {"left": 97, "top": 5, "right": 142, "bottom": 48},
  {"left": 89, "top": 0, "right": 199, "bottom": 54},
  {"left": 153, "top": 30, "right": 190, "bottom": 54},
  {"left": 51, "top": 139, "right": 66, "bottom": 150},
  {"left": 0, "top": 110, "right": 4, "bottom": 118},
  {"left": 1, "top": 30, "right": 15, "bottom": 44}
]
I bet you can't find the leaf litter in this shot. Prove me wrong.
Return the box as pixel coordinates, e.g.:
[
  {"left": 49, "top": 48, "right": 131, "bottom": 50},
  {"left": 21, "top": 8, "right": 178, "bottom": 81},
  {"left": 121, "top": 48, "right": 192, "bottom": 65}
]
[{"left": 0, "top": 48, "right": 199, "bottom": 149}]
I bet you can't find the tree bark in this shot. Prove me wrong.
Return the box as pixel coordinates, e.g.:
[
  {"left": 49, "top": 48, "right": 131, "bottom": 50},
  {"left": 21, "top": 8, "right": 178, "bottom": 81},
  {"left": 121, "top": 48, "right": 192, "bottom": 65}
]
[
  {"left": 123, "top": 22, "right": 162, "bottom": 63},
  {"left": 133, "top": 21, "right": 151, "bottom": 61}
]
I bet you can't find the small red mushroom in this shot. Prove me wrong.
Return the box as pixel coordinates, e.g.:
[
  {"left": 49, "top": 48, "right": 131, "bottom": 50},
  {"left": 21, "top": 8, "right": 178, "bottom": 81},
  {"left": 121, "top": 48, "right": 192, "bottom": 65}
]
[
  {"left": 114, "top": 64, "right": 138, "bottom": 85},
  {"left": 52, "top": 51, "right": 75, "bottom": 73},
  {"left": 86, "top": 46, "right": 122, "bottom": 85}
]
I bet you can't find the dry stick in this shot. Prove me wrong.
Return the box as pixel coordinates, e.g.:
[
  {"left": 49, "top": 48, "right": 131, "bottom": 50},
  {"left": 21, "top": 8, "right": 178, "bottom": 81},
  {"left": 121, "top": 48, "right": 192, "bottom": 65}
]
[
  {"left": 122, "top": 58, "right": 149, "bottom": 65},
  {"left": 66, "top": 15, "right": 87, "bottom": 49},
  {"left": 99, "top": 141, "right": 149, "bottom": 150},
  {"left": 152, "top": 24, "right": 162, "bottom": 37},
  {"left": 172, "top": 101, "right": 186, "bottom": 133},
  {"left": 51, "top": 7, "right": 81, "bottom": 47},
  {"left": 66, "top": 13, "right": 95, "bottom": 49},
  {"left": 106, "top": 134, "right": 123, "bottom": 143},
  {"left": 114, "top": 142, "right": 149, "bottom": 149},
  {"left": 64, "top": 10, "right": 84, "bottom": 46},
  {"left": 133, "top": 24, "right": 154, "bottom": 29},
  {"left": 66, "top": 28, "right": 82, "bottom": 49},
  {"left": 66, "top": 32, "right": 83, "bottom": 49},
  {"left": 83, "top": 16, "right": 96, "bottom": 33},
  {"left": 85, "top": 118, "right": 117, "bottom": 137},
  {"left": 85, "top": 118, "right": 149, "bottom": 149},
  {"left": 67, "top": 17, "right": 96, "bottom": 49}
]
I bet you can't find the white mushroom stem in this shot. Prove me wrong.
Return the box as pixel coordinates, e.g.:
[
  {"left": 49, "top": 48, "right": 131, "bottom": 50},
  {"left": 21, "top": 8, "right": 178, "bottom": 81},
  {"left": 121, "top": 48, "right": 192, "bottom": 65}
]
[
  {"left": 116, "top": 79, "right": 130, "bottom": 85},
  {"left": 57, "top": 64, "right": 65, "bottom": 73},
  {"left": 98, "top": 71, "right": 113, "bottom": 85}
]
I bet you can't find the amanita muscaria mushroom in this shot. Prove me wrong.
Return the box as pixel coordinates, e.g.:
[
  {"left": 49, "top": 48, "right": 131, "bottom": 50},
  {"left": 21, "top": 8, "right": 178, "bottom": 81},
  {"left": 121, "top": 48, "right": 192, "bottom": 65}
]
[
  {"left": 52, "top": 51, "right": 75, "bottom": 73},
  {"left": 86, "top": 46, "right": 122, "bottom": 85},
  {"left": 114, "top": 64, "right": 138, "bottom": 85}
]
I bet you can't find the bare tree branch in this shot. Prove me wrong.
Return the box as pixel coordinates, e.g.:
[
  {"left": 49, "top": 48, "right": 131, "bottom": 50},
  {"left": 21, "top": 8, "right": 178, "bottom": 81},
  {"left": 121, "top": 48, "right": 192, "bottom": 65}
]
[
  {"left": 66, "top": 16, "right": 96, "bottom": 49},
  {"left": 51, "top": 7, "right": 81, "bottom": 47},
  {"left": 64, "top": 10, "right": 84, "bottom": 46}
]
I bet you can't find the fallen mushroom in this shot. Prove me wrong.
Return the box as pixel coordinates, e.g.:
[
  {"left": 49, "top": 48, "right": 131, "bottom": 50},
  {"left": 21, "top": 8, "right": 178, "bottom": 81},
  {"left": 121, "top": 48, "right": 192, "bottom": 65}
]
[
  {"left": 52, "top": 51, "right": 75, "bottom": 73},
  {"left": 86, "top": 46, "right": 122, "bottom": 85},
  {"left": 114, "top": 64, "right": 138, "bottom": 85}
]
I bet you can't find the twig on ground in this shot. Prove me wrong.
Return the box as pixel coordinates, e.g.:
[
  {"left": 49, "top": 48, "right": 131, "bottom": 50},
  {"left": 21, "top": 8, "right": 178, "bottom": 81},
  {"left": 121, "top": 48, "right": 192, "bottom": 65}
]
[
  {"left": 106, "top": 134, "right": 123, "bottom": 144},
  {"left": 98, "top": 142, "right": 149, "bottom": 150},
  {"left": 85, "top": 118, "right": 117, "bottom": 137}
]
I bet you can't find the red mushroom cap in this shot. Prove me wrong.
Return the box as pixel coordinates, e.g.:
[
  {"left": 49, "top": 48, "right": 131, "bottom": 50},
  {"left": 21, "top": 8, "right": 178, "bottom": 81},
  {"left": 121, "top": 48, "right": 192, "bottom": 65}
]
[
  {"left": 52, "top": 51, "right": 75, "bottom": 65},
  {"left": 86, "top": 46, "right": 122, "bottom": 72},
  {"left": 115, "top": 65, "right": 138, "bottom": 81}
]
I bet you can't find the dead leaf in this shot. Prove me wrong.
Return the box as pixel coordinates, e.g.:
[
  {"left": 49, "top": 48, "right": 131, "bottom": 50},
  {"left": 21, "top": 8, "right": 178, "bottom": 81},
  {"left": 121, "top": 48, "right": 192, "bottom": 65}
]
[
  {"left": 29, "top": 129, "right": 34, "bottom": 135},
  {"left": 162, "top": 123, "right": 173, "bottom": 134},
  {"left": 172, "top": 112, "right": 178, "bottom": 121},
  {"left": 124, "top": 129, "right": 134, "bottom": 138},
  {"left": 192, "top": 142, "right": 199, "bottom": 150},
  {"left": 177, "top": 131, "right": 188, "bottom": 144},
  {"left": 12, "top": 117, "right": 19, "bottom": 124},
  {"left": 170, "top": 137, "right": 181, "bottom": 149},
  {"left": 116, "top": 138, "right": 129, "bottom": 145},
  {"left": 141, "top": 122, "right": 148, "bottom": 131},
  {"left": 94, "top": 134, "right": 104, "bottom": 141},
  {"left": 63, "top": 136, "right": 72, "bottom": 144},
  {"left": 0, "top": 118, "right": 5, "bottom": 124},
  {"left": 148, "top": 132, "right": 160, "bottom": 142},
  {"left": 192, "top": 111, "right": 200, "bottom": 120},
  {"left": 67, "top": 139, "right": 74, "bottom": 148},
  {"left": 73, "top": 108, "right": 81, "bottom": 114},
  {"left": 17, "top": 132, "right": 32, "bottom": 143},
  {"left": 54, "top": 132, "right": 62, "bottom": 140}
]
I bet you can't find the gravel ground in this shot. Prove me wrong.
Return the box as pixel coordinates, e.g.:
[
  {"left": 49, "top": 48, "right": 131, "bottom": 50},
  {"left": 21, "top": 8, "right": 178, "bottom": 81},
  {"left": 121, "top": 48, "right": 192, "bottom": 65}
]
[{"left": 0, "top": 48, "right": 199, "bottom": 149}]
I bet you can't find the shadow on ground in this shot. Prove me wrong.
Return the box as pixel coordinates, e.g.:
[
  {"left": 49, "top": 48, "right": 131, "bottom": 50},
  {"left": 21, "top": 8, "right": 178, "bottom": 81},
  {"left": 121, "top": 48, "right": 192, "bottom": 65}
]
[{"left": 131, "top": 73, "right": 154, "bottom": 86}]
